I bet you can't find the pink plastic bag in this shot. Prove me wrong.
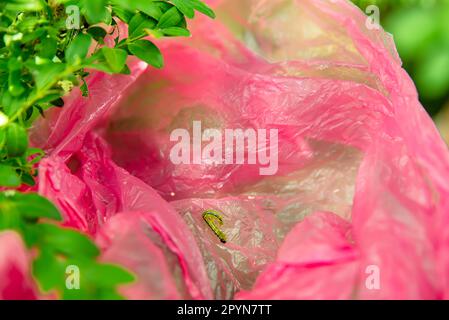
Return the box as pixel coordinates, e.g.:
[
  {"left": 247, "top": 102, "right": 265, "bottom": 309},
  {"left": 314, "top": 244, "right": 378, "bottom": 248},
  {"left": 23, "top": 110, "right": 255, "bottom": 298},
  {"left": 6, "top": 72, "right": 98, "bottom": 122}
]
[
  {"left": 0, "top": 231, "right": 36, "bottom": 300},
  {"left": 31, "top": 0, "right": 449, "bottom": 299}
]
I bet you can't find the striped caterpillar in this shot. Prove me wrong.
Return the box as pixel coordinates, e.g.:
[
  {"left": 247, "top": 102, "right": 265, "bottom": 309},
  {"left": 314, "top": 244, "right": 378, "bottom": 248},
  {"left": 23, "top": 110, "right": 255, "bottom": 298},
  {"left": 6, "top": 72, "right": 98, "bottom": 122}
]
[{"left": 202, "top": 209, "right": 227, "bottom": 243}]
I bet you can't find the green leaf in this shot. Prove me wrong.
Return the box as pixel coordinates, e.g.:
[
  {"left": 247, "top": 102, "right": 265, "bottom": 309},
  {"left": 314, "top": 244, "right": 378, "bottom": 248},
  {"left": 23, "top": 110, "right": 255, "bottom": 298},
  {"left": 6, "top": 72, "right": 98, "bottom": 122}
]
[
  {"left": 35, "top": 105, "right": 45, "bottom": 118},
  {"left": 5, "top": 0, "right": 43, "bottom": 12},
  {"left": 0, "top": 129, "right": 5, "bottom": 150},
  {"left": 26, "top": 147, "right": 45, "bottom": 165},
  {"left": 85, "top": 63, "right": 113, "bottom": 74},
  {"left": 84, "top": 52, "right": 114, "bottom": 74},
  {"left": 1, "top": 95, "right": 24, "bottom": 118},
  {"left": 87, "top": 26, "right": 107, "bottom": 42},
  {"left": 35, "top": 93, "right": 62, "bottom": 105},
  {"left": 80, "top": 78, "right": 89, "bottom": 97},
  {"left": 84, "top": 263, "right": 135, "bottom": 287},
  {"left": 17, "top": 16, "right": 41, "bottom": 33},
  {"left": 191, "top": 0, "right": 216, "bottom": 19},
  {"left": 129, "top": 12, "right": 157, "bottom": 39},
  {"left": 0, "top": 60, "right": 7, "bottom": 72},
  {"left": 37, "top": 223, "right": 100, "bottom": 258},
  {"left": 0, "top": 164, "right": 21, "bottom": 187},
  {"left": 95, "top": 290, "right": 125, "bottom": 300},
  {"left": 0, "top": 198, "right": 23, "bottom": 230},
  {"left": 101, "top": 47, "right": 128, "bottom": 73},
  {"left": 1, "top": 192, "right": 61, "bottom": 220},
  {"left": 33, "top": 249, "right": 66, "bottom": 292},
  {"left": 119, "top": 64, "right": 131, "bottom": 75},
  {"left": 8, "top": 69, "right": 25, "bottom": 97},
  {"left": 157, "top": 7, "right": 184, "bottom": 28},
  {"left": 112, "top": 6, "right": 134, "bottom": 23},
  {"left": 135, "top": 1, "right": 164, "bottom": 20},
  {"left": 38, "top": 37, "right": 58, "bottom": 59},
  {"left": 82, "top": 0, "right": 111, "bottom": 25},
  {"left": 33, "top": 63, "right": 66, "bottom": 91},
  {"left": 21, "top": 172, "right": 36, "bottom": 186},
  {"left": 5, "top": 122, "right": 28, "bottom": 157},
  {"left": 21, "top": 28, "right": 46, "bottom": 43},
  {"left": 154, "top": 1, "right": 174, "bottom": 13},
  {"left": 171, "top": 0, "right": 195, "bottom": 19},
  {"left": 145, "top": 29, "right": 164, "bottom": 39},
  {"left": 51, "top": 97, "right": 65, "bottom": 108},
  {"left": 128, "top": 40, "right": 164, "bottom": 69},
  {"left": 66, "top": 33, "right": 92, "bottom": 65},
  {"left": 25, "top": 107, "right": 34, "bottom": 121},
  {"left": 161, "top": 27, "right": 191, "bottom": 37},
  {"left": 110, "top": 0, "right": 164, "bottom": 20}
]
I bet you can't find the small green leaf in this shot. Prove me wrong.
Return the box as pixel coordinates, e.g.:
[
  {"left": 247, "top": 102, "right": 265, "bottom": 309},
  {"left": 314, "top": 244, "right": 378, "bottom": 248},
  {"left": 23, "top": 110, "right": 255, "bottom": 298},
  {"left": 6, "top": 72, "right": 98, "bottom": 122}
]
[
  {"left": 87, "top": 26, "right": 107, "bottom": 42},
  {"left": 4, "top": 0, "right": 43, "bottom": 12},
  {"left": 129, "top": 12, "right": 157, "bottom": 39},
  {"left": 135, "top": 0, "right": 164, "bottom": 20},
  {"left": 2, "top": 96, "right": 25, "bottom": 118},
  {"left": 145, "top": 29, "right": 164, "bottom": 39},
  {"left": 21, "top": 28, "right": 46, "bottom": 43},
  {"left": 128, "top": 40, "right": 164, "bottom": 69},
  {"left": 80, "top": 78, "right": 89, "bottom": 97},
  {"left": 157, "top": 7, "right": 184, "bottom": 28},
  {"left": 35, "top": 93, "right": 62, "bottom": 105},
  {"left": 24, "top": 106, "right": 34, "bottom": 121},
  {"left": 35, "top": 105, "right": 45, "bottom": 117},
  {"left": 38, "top": 37, "right": 58, "bottom": 59},
  {"left": 8, "top": 69, "right": 25, "bottom": 97},
  {"left": 21, "top": 172, "right": 35, "bottom": 186},
  {"left": 0, "top": 199, "right": 23, "bottom": 230},
  {"left": 82, "top": 0, "right": 111, "bottom": 25},
  {"left": 112, "top": 6, "right": 134, "bottom": 23},
  {"left": 119, "top": 64, "right": 131, "bottom": 75},
  {"left": 51, "top": 98, "right": 65, "bottom": 107},
  {"left": 26, "top": 147, "right": 45, "bottom": 165},
  {"left": 33, "top": 63, "right": 66, "bottom": 91},
  {"left": 101, "top": 47, "right": 128, "bottom": 73},
  {"left": 66, "top": 33, "right": 92, "bottom": 65},
  {"left": 171, "top": 0, "right": 195, "bottom": 19},
  {"left": 161, "top": 27, "right": 191, "bottom": 37},
  {"left": 191, "top": 0, "right": 216, "bottom": 19},
  {"left": 85, "top": 63, "right": 113, "bottom": 74},
  {"left": 154, "top": 1, "right": 173, "bottom": 12},
  {"left": 95, "top": 290, "right": 125, "bottom": 300},
  {"left": 0, "top": 129, "right": 6, "bottom": 150},
  {"left": 6, "top": 122, "right": 28, "bottom": 157},
  {"left": 0, "top": 164, "right": 21, "bottom": 187}
]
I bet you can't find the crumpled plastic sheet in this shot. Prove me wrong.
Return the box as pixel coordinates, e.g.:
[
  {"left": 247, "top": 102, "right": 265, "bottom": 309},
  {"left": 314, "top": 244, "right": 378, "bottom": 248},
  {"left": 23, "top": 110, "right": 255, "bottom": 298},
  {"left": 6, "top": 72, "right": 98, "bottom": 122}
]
[{"left": 5, "top": 0, "right": 446, "bottom": 299}]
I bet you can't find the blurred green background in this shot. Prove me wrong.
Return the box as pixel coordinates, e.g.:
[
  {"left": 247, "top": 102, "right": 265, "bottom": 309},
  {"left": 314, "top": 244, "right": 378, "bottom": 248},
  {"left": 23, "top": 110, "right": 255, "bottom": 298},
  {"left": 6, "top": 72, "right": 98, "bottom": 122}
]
[{"left": 351, "top": 0, "right": 449, "bottom": 143}]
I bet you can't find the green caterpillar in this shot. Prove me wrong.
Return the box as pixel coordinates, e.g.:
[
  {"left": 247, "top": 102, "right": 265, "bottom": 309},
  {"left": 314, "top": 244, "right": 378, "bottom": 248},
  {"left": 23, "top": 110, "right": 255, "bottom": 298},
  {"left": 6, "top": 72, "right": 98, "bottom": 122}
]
[{"left": 202, "top": 209, "right": 227, "bottom": 244}]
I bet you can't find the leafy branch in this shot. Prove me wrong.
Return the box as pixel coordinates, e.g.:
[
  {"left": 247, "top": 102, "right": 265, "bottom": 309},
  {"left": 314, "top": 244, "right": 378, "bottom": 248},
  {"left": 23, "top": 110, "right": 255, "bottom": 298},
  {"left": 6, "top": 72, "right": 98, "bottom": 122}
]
[
  {"left": 0, "top": 191, "right": 134, "bottom": 299},
  {"left": 0, "top": 0, "right": 214, "bottom": 299}
]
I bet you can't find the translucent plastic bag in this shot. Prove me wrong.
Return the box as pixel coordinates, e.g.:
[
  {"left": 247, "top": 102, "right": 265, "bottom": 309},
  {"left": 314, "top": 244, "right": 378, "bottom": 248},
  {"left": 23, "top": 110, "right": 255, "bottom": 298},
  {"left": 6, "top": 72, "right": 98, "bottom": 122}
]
[{"left": 32, "top": 0, "right": 449, "bottom": 299}]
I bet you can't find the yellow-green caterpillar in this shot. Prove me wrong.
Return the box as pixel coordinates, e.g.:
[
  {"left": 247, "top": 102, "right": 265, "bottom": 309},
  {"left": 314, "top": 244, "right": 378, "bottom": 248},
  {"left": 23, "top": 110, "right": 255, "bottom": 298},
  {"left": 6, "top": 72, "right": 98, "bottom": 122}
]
[{"left": 202, "top": 209, "right": 227, "bottom": 243}]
